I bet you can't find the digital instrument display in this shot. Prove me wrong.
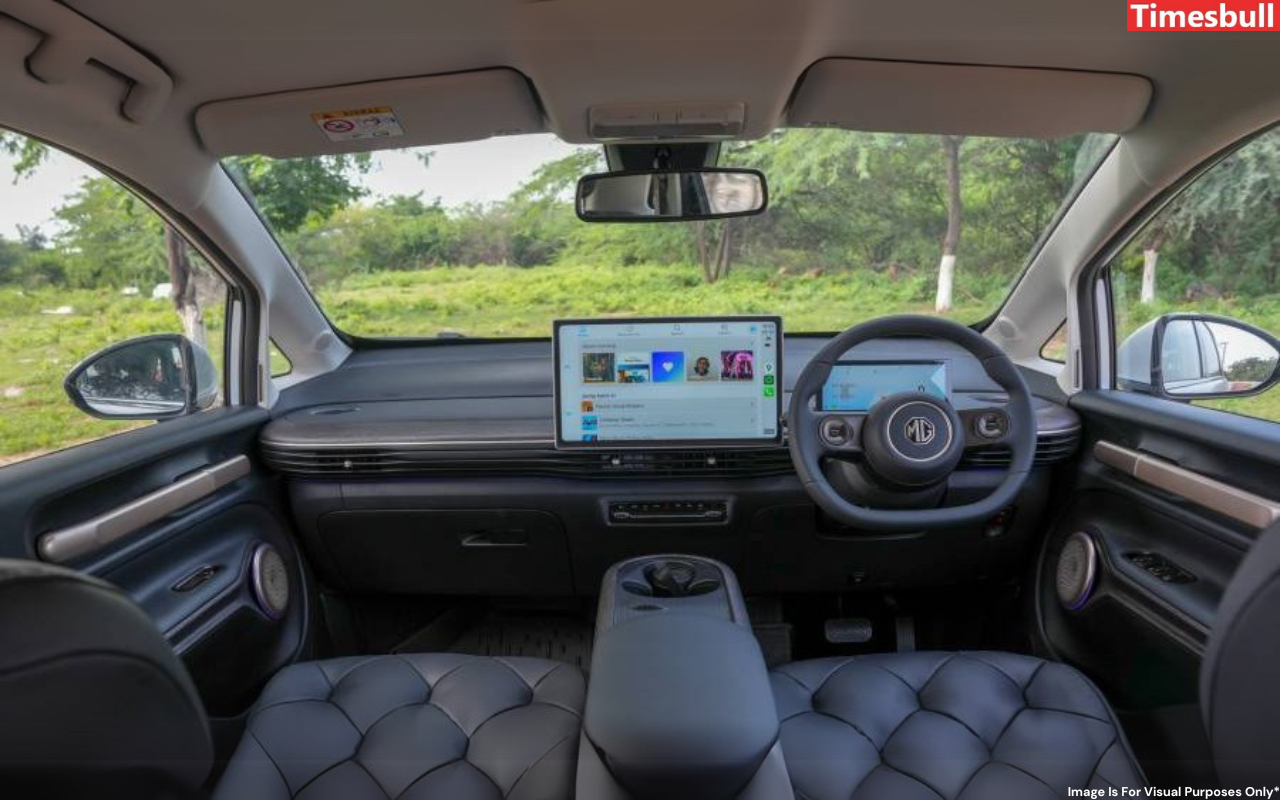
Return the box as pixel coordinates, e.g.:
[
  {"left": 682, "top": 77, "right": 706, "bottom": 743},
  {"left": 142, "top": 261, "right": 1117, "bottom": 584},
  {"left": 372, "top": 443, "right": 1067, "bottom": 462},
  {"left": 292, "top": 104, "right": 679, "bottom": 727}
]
[
  {"left": 554, "top": 317, "right": 783, "bottom": 448},
  {"left": 820, "top": 361, "right": 949, "bottom": 412}
]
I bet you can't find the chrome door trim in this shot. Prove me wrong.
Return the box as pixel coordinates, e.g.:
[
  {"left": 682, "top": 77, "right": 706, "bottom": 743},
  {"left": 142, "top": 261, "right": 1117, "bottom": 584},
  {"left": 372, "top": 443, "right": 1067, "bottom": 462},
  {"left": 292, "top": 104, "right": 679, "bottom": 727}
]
[
  {"left": 37, "top": 456, "right": 250, "bottom": 563},
  {"left": 1095, "top": 441, "right": 1280, "bottom": 530}
]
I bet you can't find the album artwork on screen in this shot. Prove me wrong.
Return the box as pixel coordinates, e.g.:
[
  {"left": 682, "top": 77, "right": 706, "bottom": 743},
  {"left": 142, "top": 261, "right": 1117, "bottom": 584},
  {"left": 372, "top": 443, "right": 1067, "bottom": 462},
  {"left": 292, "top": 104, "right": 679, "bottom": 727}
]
[{"left": 554, "top": 317, "right": 782, "bottom": 448}]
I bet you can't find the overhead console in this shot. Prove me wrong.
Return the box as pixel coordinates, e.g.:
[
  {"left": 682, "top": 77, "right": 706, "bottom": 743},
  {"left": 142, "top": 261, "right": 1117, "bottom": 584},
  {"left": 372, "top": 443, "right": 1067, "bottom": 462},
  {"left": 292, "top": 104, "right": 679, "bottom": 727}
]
[{"left": 577, "top": 555, "right": 792, "bottom": 799}]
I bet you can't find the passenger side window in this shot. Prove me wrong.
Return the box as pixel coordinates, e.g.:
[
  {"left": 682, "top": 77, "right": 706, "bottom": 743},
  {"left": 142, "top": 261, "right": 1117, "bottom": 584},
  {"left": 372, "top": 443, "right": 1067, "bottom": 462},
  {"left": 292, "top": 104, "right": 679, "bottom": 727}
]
[
  {"left": 1109, "top": 128, "right": 1279, "bottom": 422},
  {"left": 0, "top": 132, "right": 228, "bottom": 468}
]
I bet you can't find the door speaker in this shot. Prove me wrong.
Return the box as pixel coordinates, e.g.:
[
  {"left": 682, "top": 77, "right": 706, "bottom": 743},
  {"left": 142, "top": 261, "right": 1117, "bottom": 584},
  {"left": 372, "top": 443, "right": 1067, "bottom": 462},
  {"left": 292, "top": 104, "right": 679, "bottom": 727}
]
[
  {"left": 250, "top": 543, "right": 290, "bottom": 620},
  {"left": 1056, "top": 532, "right": 1098, "bottom": 611}
]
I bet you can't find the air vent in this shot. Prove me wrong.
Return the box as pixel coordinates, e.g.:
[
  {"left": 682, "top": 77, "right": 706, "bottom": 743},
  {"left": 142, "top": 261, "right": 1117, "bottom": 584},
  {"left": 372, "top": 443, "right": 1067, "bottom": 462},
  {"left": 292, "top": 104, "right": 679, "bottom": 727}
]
[
  {"left": 960, "top": 428, "right": 1082, "bottom": 469},
  {"left": 261, "top": 444, "right": 795, "bottom": 479},
  {"left": 264, "top": 428, "right": 1080, "bottom": 478}
]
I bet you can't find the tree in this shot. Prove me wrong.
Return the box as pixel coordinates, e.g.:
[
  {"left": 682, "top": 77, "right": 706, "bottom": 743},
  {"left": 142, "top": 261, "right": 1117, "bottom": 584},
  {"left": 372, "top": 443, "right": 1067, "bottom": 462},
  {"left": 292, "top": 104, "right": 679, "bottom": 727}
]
[
  {"left": 0, "top": 133, "right": 50, "bottom": 180},
  {"left": 1128, "top": 128, "right": 1278, "bottom": 303},
  {"left": 160, "top": 153, "right": 372, "bottom": 340},
  {"left": 1140, "top": 225, "right": 1167, "bottom": 304},
  {"left": 694, "top": 220, "right": 736, "bottom": 283},
  {"left": 936, "top": 135, "right": 965, "bottom": 312},
  {"left": 53, "top": 176, "right": 167, "bottom": 288},
  {"left": 224, "top": 154, "right": 371, "bottom": 233}
]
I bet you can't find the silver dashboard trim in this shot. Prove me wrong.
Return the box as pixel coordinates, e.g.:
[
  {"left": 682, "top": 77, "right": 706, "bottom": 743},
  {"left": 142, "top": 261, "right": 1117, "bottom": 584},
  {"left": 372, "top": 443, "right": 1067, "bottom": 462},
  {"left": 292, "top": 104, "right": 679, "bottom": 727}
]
[
  {"left": 1094, "top": 441, "right": 1280, "bottom": 531},
  {"left": 37, "top": 456, "right": 250, "bottom": 563}
]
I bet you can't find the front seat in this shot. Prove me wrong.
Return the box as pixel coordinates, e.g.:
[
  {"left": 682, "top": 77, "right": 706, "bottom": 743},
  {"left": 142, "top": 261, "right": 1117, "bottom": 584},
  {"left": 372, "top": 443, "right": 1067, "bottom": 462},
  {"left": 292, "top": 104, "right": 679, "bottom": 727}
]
[
  {"left": 212, "top": 653, "right": 586, "bottom": 800},
  {"left": 771, "top": 651, "right": 1144, "bottom": 799},
  {"left": 770, "top": 523, "right": 1280, "bottom": 798},
  {"left": 0, "top": 559, "right": 585, "bottom": 800}
]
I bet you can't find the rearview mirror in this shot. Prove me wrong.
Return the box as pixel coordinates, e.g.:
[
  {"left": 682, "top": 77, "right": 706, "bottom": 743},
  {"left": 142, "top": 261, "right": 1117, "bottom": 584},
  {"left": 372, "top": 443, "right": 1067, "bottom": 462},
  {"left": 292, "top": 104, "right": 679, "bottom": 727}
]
[
  {"left": 576, "top": 168, "right": 767, "bottom": 222},
  {"left": 64, "top": 334, "right": 220, "bottom": 420},
  {"left": 1117, "top": 314, "right": 1279, "bottom": 400}
]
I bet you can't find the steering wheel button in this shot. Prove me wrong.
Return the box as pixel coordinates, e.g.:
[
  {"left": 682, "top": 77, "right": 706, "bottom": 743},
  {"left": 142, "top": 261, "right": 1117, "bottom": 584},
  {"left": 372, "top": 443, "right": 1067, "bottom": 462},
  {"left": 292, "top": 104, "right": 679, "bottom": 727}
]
[
  {"left": 977, "top": 412, "right": 1006, "bottom": 439},
  {"left": 821, "top": 418, "right": 849, "bottom": 445}
]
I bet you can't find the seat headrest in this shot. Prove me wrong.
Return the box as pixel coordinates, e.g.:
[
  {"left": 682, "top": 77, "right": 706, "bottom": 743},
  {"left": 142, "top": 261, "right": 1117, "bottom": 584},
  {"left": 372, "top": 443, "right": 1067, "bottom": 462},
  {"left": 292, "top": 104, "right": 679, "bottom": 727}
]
[{"left": 0, "top": 559, "right": 212, "bottom": 798}]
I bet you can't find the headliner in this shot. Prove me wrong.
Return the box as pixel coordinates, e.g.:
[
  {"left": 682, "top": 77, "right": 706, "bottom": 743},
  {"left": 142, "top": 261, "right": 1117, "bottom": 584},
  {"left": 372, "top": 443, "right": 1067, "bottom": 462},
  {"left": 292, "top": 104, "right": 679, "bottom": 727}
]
[{"left": 45, "top": 0, "right": 1280, "bottom": 144}]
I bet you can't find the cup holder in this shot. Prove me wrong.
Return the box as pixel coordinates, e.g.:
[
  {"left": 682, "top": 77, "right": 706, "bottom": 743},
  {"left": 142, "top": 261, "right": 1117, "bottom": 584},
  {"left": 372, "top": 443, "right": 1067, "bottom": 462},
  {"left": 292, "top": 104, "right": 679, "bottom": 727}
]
[
  {"left": 622, "top": 560, "right": 723, "bottom": 599},
  {"left": 622, "top": 580, "right": 655, "bottom": 596},
  {"left": 681, "top": 578, "right": 722, "bottom": 597}
]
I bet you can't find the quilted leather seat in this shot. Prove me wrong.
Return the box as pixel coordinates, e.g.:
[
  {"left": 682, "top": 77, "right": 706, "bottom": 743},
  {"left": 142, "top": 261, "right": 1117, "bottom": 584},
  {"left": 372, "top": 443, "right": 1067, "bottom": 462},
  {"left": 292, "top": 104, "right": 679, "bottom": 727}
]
[
  {"left": 213, "top": 654, "right": 585, "bottom": 800},
  {"left": 771, "top": 651, "right": 1145, "bottom": 800}
]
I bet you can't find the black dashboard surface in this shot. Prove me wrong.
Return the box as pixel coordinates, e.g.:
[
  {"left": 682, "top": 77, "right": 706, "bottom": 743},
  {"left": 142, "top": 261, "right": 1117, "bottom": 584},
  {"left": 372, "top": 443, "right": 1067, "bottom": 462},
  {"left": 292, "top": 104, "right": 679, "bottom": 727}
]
[
  {"left": 276, "top": 337, "right": 1003, "bottom": 413},
  {"left": 269, "top": 337, "right": 1065, "bottom": 442}
]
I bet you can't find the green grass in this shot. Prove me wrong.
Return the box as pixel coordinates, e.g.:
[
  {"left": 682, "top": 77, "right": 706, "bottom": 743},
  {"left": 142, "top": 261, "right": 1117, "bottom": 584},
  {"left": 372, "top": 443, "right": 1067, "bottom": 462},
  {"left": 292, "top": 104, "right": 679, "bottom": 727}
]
[
  {"left": 1, "top": 264, "right": 1277, "bottom": 464},
  {"left": 0, "top": 287, "right": 223, "bottom": 463},
  {"left": 316, "top": 263, "right": 998, "bottom": 337}
]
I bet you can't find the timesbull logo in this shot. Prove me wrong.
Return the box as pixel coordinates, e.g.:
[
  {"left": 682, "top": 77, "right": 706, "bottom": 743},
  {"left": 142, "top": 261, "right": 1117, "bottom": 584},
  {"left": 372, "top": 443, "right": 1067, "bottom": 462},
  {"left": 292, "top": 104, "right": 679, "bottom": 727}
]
[{"left": 1128, "top": 1, "right": 1277, "bottom": 29}]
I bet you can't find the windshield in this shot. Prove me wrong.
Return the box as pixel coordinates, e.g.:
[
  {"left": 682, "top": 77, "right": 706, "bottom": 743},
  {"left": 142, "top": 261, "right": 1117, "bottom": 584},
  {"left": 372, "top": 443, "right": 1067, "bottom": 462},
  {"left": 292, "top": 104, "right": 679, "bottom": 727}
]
[{"left": 225, "top": 130, "right": 1116, "bottom": 338}]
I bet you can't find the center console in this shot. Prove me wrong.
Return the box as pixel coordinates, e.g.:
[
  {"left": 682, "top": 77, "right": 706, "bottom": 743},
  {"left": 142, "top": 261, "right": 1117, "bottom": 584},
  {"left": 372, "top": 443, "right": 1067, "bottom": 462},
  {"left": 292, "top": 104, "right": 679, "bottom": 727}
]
[{"left": 577, "top": 554, "right": 792, "bottom": 800}]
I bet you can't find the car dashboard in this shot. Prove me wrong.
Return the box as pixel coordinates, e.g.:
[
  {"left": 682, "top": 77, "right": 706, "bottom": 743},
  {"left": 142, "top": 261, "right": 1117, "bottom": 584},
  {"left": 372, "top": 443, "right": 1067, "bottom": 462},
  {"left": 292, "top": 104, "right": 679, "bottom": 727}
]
[{"left": 261, "top": 335, "right": 1080, "bottom": 596}]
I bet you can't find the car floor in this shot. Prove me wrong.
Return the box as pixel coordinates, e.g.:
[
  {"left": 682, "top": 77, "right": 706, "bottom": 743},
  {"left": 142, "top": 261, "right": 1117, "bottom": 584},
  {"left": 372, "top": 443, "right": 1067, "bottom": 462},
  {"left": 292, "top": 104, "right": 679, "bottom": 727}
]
[{"left": 328, "top": 583, "right": 1032, "bottom": 673}]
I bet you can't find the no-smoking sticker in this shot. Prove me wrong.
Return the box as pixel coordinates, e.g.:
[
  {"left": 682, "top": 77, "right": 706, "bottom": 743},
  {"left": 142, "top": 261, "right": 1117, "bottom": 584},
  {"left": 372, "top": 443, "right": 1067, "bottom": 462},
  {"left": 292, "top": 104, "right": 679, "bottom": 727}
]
[{"left": 310, "top": 106, "right": 405, "bottom": 142}]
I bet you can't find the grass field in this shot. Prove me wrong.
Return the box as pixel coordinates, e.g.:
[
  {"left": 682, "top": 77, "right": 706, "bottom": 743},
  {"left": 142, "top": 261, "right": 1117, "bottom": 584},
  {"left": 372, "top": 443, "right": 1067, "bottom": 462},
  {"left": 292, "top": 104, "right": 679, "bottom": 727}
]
[
  {"left": 315, "top": 263, "right": 1000, "bottom": 337},
  {"left": 0, "top": 288, "right": 224, "bottom": 464},
  {"left": 2, "top": 263, "right": 1277, "bottom": 464}
]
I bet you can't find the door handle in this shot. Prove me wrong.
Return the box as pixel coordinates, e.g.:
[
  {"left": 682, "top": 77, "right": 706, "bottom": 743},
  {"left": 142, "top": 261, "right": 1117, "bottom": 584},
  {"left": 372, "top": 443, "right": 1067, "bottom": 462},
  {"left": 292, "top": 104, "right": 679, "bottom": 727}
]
[
  {"left": 37, "top": 456, "right": 250, "bottom": 563},
  {"left": 459, "top": 530, "right": 529, "bottom": 548}
]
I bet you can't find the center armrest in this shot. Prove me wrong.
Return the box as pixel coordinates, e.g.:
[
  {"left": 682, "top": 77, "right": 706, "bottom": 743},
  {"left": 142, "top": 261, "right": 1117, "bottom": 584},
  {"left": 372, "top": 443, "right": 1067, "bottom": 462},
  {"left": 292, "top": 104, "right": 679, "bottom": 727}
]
[{"left": 581, "top": 555, "right": 784, "bottom": 800}]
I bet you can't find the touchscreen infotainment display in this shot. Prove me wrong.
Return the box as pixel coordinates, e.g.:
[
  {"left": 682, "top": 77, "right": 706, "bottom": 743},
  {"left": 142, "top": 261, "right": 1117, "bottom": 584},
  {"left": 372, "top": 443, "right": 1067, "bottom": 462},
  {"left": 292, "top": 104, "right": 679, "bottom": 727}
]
[
  {"left": 554, "top": 317, "right": 782, "bottom": 447},
  {"left": 820, "top": 361, "right": 949, "bottom": 412}
]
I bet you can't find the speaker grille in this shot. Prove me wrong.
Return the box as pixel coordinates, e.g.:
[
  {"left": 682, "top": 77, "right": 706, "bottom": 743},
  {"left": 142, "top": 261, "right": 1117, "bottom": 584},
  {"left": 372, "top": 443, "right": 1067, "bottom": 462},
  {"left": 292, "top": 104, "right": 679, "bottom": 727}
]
[
  {"left": 251, "top": 544, "right": 290, "bottom": 619},
  {"left": 1056, "top": 531, "right": 1098, "bottom": 611}
]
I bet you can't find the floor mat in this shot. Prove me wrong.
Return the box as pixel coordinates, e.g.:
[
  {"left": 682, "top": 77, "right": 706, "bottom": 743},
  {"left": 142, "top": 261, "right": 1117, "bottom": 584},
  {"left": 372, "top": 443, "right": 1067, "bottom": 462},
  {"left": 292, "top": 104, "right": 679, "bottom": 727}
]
[{"left": 401, "top": 612, "right": 595, "bottom": 670}]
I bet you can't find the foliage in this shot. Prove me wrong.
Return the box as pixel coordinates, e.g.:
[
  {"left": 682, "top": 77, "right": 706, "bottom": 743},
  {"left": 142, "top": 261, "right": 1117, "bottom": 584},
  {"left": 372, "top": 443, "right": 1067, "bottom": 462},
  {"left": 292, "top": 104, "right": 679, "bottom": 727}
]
[
  {"left": 1114, "top": 129, "right": 1279, "bottom": 299},
  {"left": 54, "top": 177, "right": 168, "bottom": 288},
  {"left": 225, "top": 153, "right": 373, "bottom": 233},
  {"left": 0, "top": 132, "right": 50, "bottom": 179}
]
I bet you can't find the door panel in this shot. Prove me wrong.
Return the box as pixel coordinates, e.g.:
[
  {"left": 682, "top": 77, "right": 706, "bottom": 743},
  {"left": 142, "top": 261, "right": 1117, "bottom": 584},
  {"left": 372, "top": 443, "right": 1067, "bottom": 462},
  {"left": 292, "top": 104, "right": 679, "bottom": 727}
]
[
  {"left": 1040, "top": 391, "right": 1279, "bottom": 695},
  {"left": 1037, "top": 389, "right": 1280, "bottom": 784},
  {"left": 0, "top": 407, "right": 312, "bottom": 718}
]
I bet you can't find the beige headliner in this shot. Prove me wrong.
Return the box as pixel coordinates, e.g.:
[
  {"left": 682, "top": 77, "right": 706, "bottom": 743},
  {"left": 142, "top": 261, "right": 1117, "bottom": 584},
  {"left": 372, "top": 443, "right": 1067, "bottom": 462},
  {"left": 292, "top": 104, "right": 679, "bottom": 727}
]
[{"left": 0, "top": 0, "right": 1277, "bottom": 380}]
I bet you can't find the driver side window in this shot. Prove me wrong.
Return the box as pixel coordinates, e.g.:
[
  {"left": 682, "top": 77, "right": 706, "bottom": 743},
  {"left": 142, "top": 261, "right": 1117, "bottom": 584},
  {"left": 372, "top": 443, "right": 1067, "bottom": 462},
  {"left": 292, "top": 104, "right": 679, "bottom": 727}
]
[
  {"left": 0, "top": 131, "right": 228, "bottom": 468},
  {"left": 1108, "top": 128, "right": 1279, "bottom": 422}
]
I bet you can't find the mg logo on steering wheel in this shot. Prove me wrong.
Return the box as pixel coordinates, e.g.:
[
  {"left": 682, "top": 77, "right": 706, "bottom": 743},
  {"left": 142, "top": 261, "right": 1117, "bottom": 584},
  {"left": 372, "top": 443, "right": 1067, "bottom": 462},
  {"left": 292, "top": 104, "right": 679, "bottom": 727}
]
[{"left": 904, "top": 416, "right": 937, "bottom": 446}]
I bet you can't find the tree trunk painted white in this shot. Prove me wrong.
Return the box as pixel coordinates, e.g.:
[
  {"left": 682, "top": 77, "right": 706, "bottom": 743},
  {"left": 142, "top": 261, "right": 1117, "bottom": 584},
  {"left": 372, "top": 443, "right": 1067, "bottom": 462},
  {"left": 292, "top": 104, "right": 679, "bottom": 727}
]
[
  {"left": 1140, "top": 248, "right": 1158, "bottom": 304},
  {"left": 936, "top": 135, "right": 963, "bottom": 313},
  {"left": 179, "top": 303, "right": 207, "bottom": 349},
  {"left": 935, "top": 254, "right": 956, "bottom": 312},
  {"left": 166, "top": 226, "right": 209, "bottom": 347}
]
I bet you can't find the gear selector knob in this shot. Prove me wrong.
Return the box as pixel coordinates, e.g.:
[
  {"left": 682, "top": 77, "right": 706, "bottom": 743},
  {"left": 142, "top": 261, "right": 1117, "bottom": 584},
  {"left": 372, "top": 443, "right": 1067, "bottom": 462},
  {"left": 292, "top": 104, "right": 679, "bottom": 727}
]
[{"left": 644, "top": 560, "right": 698, "bottom": 597}]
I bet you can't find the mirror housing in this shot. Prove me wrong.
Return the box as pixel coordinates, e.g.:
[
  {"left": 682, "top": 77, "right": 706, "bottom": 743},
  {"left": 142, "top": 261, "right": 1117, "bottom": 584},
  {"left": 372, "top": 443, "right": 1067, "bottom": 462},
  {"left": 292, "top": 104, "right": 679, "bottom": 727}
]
[
  {"left": 576, "top": 168, "right": 767, "bottom": 222},
  {"left": 1117, "top": 313, "right": 1279, "bottom": 400},
  {"left": 63, "top": 334, "right": 219, "bottom": 420}
]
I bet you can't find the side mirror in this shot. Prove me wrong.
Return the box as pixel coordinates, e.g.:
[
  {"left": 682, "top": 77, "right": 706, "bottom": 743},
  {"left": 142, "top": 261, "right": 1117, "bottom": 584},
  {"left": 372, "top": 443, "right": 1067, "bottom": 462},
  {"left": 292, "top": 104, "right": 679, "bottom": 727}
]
[
  {"left": 576, "top": 168, "right": 767, "bottom": 222},
  {"left": 64, "top": 334, "right": 219, "bottom": 420},
  {"left": 1117, "top": 314, "right": 1279, "bottom": 400}
]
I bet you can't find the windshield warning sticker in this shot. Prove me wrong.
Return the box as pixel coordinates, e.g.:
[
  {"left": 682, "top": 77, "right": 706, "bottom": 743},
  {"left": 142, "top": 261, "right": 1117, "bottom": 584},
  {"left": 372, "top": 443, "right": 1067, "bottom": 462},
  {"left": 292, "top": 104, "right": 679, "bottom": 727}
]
[{"left": 311, "top": 107, "right": 405, "bottom": 142}]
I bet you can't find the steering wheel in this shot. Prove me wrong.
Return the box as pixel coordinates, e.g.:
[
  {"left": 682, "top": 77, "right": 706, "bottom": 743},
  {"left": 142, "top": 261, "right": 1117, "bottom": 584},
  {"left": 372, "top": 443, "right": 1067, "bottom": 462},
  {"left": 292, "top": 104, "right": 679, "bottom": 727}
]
[{"left": 787, "top": 315, "right": 1036, "bottom": 532}]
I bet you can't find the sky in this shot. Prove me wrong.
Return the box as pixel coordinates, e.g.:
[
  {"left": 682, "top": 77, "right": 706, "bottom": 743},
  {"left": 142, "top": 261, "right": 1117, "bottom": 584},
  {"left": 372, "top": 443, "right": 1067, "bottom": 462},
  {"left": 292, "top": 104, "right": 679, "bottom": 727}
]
[{"left": 0, "top": 133, "right": 581, "bottom": 239}]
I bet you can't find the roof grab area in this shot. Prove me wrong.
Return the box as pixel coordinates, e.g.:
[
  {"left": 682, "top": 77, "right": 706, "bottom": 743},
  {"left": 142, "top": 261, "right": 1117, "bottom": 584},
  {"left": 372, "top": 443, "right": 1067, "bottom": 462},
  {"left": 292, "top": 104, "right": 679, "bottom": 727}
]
[{"left": 0, "top": 0, "right": 172, "bottom": 124}]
